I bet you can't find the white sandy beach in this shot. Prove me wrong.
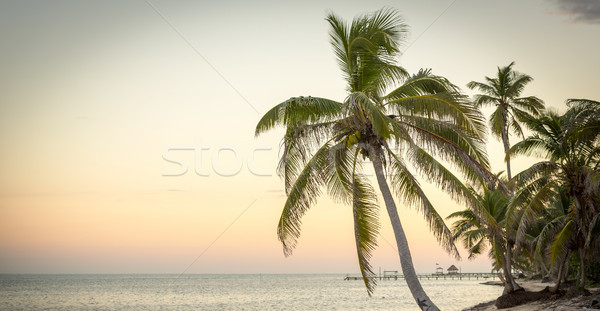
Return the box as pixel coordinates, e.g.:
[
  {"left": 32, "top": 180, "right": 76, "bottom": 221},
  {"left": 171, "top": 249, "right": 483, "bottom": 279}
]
[{"left": 465, "top": 280, "right": 600, "bottom": 311}]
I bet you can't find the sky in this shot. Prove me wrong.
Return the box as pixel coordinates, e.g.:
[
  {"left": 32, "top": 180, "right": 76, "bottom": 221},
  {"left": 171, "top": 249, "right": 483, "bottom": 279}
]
[{"left": 1, "top": 0, "right": 599, "bottom": 275}]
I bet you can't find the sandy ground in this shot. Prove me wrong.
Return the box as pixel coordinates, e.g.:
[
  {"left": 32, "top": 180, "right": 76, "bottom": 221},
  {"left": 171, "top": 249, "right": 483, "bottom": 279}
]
[{"left": 464, "top": 280, "right": 600, "bottom": 311}]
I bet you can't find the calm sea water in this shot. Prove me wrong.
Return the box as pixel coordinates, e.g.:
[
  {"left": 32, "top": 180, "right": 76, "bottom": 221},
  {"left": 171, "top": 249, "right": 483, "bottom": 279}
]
[{"left": 0, "top": 274, "right": 502, "bottom": 310}]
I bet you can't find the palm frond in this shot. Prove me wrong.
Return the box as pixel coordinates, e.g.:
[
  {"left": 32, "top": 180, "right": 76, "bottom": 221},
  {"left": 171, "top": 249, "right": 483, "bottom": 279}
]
[
  {"left": 255, "top": 97, "right": 342, "bottom": 136},
  {"left": 466, "top": 81, "right": 497, "bottom": 99},
  {"left": 349, "top": 92, "right": 392, "bottom": 139},
  {"left": 550, "top": 220, "right": 574, "bottom": 266},
  {"left": 277, "top": 141, "right": 332, "bottom": 256},
  {"left": 396, "top": 120, "right": 495, "bottom": 188},
  {"left": 511, "top": 161, "right": 558, "bottom": 187},
  {"left": 351, "top": 168, "right": 380, "bottom": 296},
  {"left": 385, "top": 92, "right": 487, "bottom": 141},
  {"left": 534, "top": 215, "right": 569, "bottom": 261},
  {"left": 387, "top": 149, "right": 460, "bottom": 259},
  {"left": 384, "top": 69, "right": 458, "bottom": 100},
  {"left": 277, "top": 122, "right": 338, "bottom": 194},
  {"left": 326, "top": 143, "right": 357, "bottom": 203}
]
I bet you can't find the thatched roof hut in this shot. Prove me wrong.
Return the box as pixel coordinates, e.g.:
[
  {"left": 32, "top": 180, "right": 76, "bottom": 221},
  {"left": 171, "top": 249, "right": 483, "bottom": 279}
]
[{"left": 447, "top": 265, "right": 459, "bottom": 274}]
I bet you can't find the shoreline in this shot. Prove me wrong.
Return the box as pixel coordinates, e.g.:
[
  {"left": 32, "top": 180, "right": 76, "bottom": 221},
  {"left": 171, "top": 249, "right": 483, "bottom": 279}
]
[{"left": 465, "top": 280, "right": 600, "bottom": 310}]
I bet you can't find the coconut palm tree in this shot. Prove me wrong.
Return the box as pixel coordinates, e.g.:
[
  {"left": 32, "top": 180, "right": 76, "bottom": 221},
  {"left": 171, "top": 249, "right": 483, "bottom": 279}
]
[
  {"left": 447, "top": 187, "right": 507, "bottom": 261},
  {"left": 509, "top": 99, "right": 600, "bottom": 287},
  {"left": 255, "top": 8, "right": 496, "bottom": 311},
  {"left": 527, "top": 189, "right": 574, "bottom": 290},
  {"left": 446, "top": 184, "right": 520, "bottom": 292},
  {"left": 467, "top": 62, "right": 544, "bottom": 180},
  {"left": 467, "top": 62, "right": 544, "bottom": 293}
]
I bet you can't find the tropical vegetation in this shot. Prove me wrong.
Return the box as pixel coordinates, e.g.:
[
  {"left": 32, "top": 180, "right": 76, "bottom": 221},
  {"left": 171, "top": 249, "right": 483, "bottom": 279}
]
[
  {"left": 255, "top": 7, "right": 499, "bottom": 311},
  {"left": 467, "top": 62, "right": 545, "bottom": 293},
  {"left": 255, "top": 6, "right": 600, "bottom": 309}
]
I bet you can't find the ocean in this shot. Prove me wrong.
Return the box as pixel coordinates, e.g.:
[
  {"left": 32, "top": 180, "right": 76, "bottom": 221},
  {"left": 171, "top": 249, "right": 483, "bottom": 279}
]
[{"left": 0, "top": 274, "right": 502, "bottom": 310}]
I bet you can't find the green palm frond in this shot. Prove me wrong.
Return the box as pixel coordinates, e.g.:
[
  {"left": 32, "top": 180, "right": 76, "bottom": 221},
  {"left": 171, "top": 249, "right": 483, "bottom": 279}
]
[
  {"left": 511, "top": 161, "right": 558, "bottom": 186},
  {"left": 407, "top": 146, "right": 475, "bottom": 204},
  {"left": 326, "top": 143, "right": 358, "bottom": 204},
  {"left": 507, "top": 136, "right": 552, "bottom": 159},
  {"left": 446, "top": 210, "right": 478, "bottom": 229},
  {"left": 488, "top": 105, "right": 505, "bottom": 139},
  {"left": 278, "top": 122, "right": 338, "bottom": 194},
  {"left": 512, "top": 180, "right": 557, "bottom": 236},
  {"left": 550, "top": 220, "right": 574, "bottom": 266},
  {"left": 326, "top": 8, "right": 407, "bottom": 94},
  {"left": 407, "top": 147, "right": 504, "bottom": 242},
  {"left": 384, "top": 69, "right": 458, "bottom": 100},
  {"left": 513, "top": 96, "right": 545, "bottom": 115},
  {"left": 386, "top": 91, "right": 486, "bottom": 141},
  {"left": 467, "top": 233, "right": 488, "bottom": 259},
  {"left": 277, "top": 141, "right": 332, "bottom": 256},
  {"left": 534, "top": 215, "right": 569, "bottom": 261},
  {"left": 351, "top": 168, "right": 380, "bottom": 296},
  {"left": 509, "top": 115, "right": 525, "bottom": 139},
  {"left": 466, "top": 82, "right": 496, "bottom": 98},
  {"left": 255, "top": 97, "right": 342, "bottom": 136},
  {"left": 505, "top": 74, "right": 533, "bottom": 98},
  {"left": 397, "top": 120, "right": 494, "bottom": 188},
  {"left": 348, "top": 91, "right": 393, "bottom": 139},
  {"left": 491, "top": 236, "right": 505, "bottom": 267},
  {"left": 391, "top": 114, "right": 488, "bottom": 167},
  {"left": 387, "top": 149, "right": 460, "bottom": 259}
]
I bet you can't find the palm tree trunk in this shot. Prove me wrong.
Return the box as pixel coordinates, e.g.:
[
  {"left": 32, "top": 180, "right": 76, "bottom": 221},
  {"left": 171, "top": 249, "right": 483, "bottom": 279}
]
[
  {"left": 579, "top": 248, "right": 586, "bottom": 287},
  {"left": 372, "top": 151, "right": 440, "bottom": 311},
  {"left": 552, "top": 252, "right": 569, "bottom": 292},
  {"left": 497, "top": 271, "right": 506, "bottom": 285},
  {"left": 505, "top": 242, "right": 522, "bottom": 292},
  {"left": 500, "top": 119, "right": 522, "bottom": 294},
  {"left": 502, "top": 255, "right": 514, "bottom": 295},
  {"left": 501, "top": 115, "right": 512, "bottom": 181}
]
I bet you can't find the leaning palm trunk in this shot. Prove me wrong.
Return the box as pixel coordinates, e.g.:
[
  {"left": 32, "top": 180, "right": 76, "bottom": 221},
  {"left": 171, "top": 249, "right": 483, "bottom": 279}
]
[
  {"left": 501, "top": 122, "right": 522, "bottom": 294},
  {"left": 501, "top": 258, "right": 514, "bottom": 294},
  {"left": 504, "top": 242, "right": 522, "bottom": 293},
  {"left": 372, "top": 152, "right": 440, "bottom": 311},
  {"left": 552, "top": 251, "right": 570, "bottom": 292},
  {"left": 579, "top": 248, "right": 586, "bottom": 287},
  {"left": 501, "top": 121, "right": 512, "bottom": 181}
]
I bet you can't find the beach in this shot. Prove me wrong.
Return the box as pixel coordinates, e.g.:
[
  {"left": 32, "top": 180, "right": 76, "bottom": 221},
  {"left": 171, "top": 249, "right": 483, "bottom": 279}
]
[{"left": 464, "top": 280, "right": 600, "bottom": 311}]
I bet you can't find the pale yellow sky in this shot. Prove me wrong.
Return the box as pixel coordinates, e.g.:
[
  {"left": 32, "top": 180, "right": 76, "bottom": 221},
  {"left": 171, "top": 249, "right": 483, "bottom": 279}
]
[{"left": 1, "top": 0, "right": 599, "bottom": 274}]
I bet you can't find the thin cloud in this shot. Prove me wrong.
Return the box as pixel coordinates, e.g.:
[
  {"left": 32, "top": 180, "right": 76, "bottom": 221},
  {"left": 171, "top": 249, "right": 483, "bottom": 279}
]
[{"left": 547, "top": 0, "right": 600, "bottom": 24}]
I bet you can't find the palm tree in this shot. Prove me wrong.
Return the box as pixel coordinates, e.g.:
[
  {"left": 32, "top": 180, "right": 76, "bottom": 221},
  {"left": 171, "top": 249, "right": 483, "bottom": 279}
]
[
  {"left": 447, "top": 187, "right": 507, "bottom": 259},
  {"left": 528, "top": 189, "right": 574, "bottom": 291},
  {"left": 509, "top": 99, "right": 600, "bottom": 288},
  {"left": 467, "top": 62, "right": 544, "bottom": 293},
  {"left": 467, "top": 62, "right": 544, "bottom": 180},
  {"left": 255, "top": 8, "right": 496, "bottom": 311},
  {"left": 447, "top": 185, "right": 516, "bottom": 291}
]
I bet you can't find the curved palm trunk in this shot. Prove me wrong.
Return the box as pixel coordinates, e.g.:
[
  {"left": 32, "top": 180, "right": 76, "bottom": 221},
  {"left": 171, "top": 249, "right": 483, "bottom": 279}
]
[
  {"left": 552, "top": 251, "right": 570, "bottom": 292},
  {"left": 372, "top": 152, "right": 440, "bottom": 311},
  {"left": 501, "top": 122, "right": 512, "bottom": 181},
  {"left": 578, "top": 248, "right": 586, "bottom": 287},
  {"left": 500, "top": 116, "right": 522, "bottom": 293},
  {"left": 504, "top": 242, "right": 522, "bottom": 293},
  {"left": 501, "top": 256, "right": 515, "bottom": 295}
]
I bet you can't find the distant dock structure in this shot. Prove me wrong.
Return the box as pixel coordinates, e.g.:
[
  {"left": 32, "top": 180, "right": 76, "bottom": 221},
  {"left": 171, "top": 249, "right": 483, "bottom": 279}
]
[{"left": 344, "top": 272, "right": 497, "bottom": 281}]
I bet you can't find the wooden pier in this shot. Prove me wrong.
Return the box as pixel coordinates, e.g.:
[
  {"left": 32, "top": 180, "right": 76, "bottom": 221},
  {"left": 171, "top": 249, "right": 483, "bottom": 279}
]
[{"left": 344, "top": 273, "right": 497, "bottom": 281}]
